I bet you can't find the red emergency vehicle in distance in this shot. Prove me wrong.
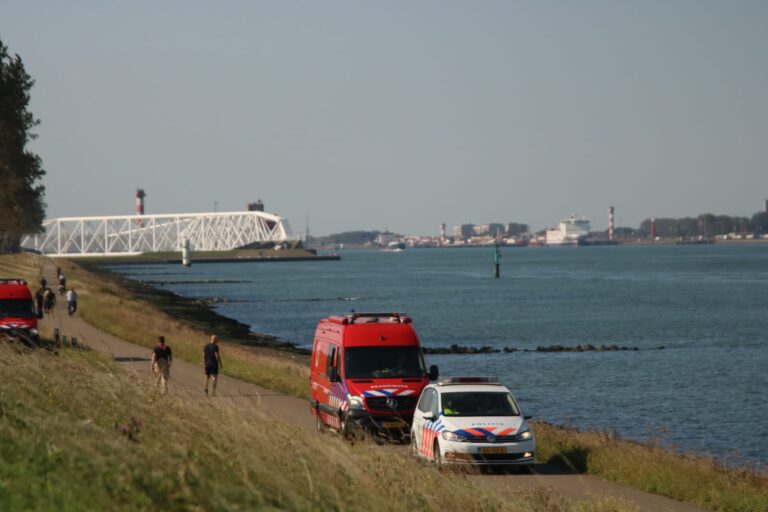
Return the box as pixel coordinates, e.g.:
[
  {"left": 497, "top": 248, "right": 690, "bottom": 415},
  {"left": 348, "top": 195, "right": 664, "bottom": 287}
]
[
  {"left": 0, "top": 278, "right": 40, "bottom": 341},
  {"left": 310, "top": 312, "right": 438, "bottom": 439}
]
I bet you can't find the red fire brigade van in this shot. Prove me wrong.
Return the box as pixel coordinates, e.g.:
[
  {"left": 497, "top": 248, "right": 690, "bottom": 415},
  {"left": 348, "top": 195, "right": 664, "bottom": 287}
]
[
  {"left": 0, "top": 278, "right": 39, "bottom": 341},
  {"left": 309, "top": 312, "right": 438, "bottom": 438}
]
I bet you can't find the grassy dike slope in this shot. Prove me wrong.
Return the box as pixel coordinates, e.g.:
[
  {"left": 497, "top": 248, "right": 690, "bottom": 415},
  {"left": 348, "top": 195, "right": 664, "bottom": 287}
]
[
  {"left": 4, "top": 254, "right": 767, "bottom": 511},
  {"left": 55, "top": 258, "right": 310, "bottom": 399},
  {"left": 1, "top": 255, "right": 632, "bottom": 512},
  {"left": 3, "top": 344, "right": 596, "bottom": 512}
]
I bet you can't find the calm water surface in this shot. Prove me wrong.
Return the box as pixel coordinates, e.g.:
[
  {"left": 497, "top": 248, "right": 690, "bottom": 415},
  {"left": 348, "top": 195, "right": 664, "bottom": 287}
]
[{"left": 110, "top": 244, "right": 768, "bottom": 468}]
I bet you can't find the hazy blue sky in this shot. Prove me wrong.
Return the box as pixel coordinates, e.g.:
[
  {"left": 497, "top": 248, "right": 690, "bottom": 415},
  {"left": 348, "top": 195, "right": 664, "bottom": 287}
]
[{"left": 2, "top": 1, "right": 767, "bottom": 236}]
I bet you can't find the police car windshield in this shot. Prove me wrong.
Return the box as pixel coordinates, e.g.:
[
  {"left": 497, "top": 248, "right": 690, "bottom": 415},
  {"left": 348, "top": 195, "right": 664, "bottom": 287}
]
[
  {"left": 441, "top": 392, "right": 520, "bottom": 417},
  {"left": 0, "top": 299, "right": 36, "bottom": 319},
  {"left": 344, "top": 346, "right": 425, "bottom": 379}
]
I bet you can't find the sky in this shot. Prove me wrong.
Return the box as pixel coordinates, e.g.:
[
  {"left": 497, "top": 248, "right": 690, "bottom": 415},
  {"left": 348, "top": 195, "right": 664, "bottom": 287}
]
[{"left": 2, "top": 1, "right": 767, "bottom": 236}]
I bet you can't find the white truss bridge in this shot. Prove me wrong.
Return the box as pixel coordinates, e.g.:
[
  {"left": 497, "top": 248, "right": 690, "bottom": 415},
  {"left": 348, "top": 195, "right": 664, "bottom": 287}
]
[{"left": 21, "top": 211, "right": 297, "bottom": 257}]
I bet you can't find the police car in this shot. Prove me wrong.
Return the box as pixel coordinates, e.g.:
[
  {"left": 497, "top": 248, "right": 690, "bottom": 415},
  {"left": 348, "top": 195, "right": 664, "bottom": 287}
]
[{"left": 410, "top": 377, "right": 535, "bottom": 467}]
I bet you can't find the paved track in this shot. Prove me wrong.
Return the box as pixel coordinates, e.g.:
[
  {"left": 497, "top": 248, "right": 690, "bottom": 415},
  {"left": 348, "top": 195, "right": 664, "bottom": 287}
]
[{"left": 40, "top": 263, "right": 706, "bottom": 511}]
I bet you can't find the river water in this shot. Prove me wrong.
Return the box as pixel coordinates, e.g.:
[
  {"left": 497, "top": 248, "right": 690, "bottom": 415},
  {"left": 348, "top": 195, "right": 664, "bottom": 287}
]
[{"left": 109, "top": 244, "right": 768, "bottom": 469}]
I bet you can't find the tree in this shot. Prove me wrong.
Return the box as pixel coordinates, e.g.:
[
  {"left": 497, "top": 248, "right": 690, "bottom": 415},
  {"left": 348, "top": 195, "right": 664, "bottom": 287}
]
[
  {"left": 0, "top": 39, "right": 46, "bottom": 253},
  {"left": 675, "top": 217, "right": 699, "bottom": 238}
]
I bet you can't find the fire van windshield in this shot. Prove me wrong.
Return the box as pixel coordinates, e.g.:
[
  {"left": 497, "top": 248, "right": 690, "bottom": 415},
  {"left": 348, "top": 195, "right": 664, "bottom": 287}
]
[
  {"left": 0, "top": 299, "right": 36, "bottom": 319},
  {"left": 344, "top": 346, "right": 426, "bottom": 379}
]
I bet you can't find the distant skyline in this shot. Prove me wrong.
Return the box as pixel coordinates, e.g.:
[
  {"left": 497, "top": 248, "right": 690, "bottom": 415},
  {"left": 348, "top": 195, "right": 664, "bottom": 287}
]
[{"left": 2, "top": 1, "right": 767, "bottom": 236}]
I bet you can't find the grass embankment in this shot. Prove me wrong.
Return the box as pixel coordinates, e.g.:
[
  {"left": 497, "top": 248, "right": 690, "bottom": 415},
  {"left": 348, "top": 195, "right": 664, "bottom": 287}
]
[
  {"left": 4, "top": 254, "right": 767, "bottom": 511},
  {"left": 0, "top": 252, "right": 45, "bottom": 287},
  {"left": 54, "top": 258, "right": 309, "bottom": 399},
  {"left": 534, "top": 423, "right": 767, "bottom": 512},
  {"left": 0, "top": 343, "right": 637, "bottom": 511}
]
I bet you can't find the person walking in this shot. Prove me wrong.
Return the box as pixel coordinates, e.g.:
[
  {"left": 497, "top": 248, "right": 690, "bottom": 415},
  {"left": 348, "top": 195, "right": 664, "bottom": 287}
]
[
  {"left": 150, "top": 336, "right": 173, "bottom": 393},
  {"left": 43, "top": 287, "right": 56, "bottom": 315},
  {"left": 35, "top": 287, "right": 44, "bottom": 318},
  {"left": 203, "top": 335, "right": 223, "bottom": 396},
  {"left": 65, "top": 288, "right": 77, "bottom": 316}
]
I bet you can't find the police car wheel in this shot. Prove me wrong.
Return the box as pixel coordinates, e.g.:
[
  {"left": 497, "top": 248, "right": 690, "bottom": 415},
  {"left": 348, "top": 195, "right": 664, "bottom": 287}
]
[
  {"left": 433, "top": 440, "right": 443, "bottom": 466},
  {"left": 410, "top": 432, "right": 419, "bottom": 456}
]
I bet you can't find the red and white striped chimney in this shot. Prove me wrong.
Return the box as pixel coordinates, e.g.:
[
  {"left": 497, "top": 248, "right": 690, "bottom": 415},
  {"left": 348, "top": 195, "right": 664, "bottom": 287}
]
[{"left": 135, "top": 189, "right": 146, "bottom": 216}]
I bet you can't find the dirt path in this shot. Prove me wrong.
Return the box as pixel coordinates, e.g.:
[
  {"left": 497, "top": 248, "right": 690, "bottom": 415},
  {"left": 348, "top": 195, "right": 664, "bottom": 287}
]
[
  {"left": 40, "top": 264, "right": 313, "bottom": 430},
  {"left": 40, "top": 262, "right": 706, "bottom": 512}
]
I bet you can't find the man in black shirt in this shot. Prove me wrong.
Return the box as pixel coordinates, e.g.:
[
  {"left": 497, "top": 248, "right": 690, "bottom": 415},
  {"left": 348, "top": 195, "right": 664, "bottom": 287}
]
[
  {"left": 203, "top": 334, "right": 223, "bottom": 396},
  {"left": 151, "top": 336, "right": 172, "bottom": 393}
]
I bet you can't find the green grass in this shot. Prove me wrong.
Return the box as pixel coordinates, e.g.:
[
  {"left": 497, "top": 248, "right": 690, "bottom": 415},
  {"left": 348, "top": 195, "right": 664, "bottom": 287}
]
[
  {"left": 0, "top": 342, "right": 635, "bottom": 512},
  {"left": 3, "top": 253, "right": 766, "bottom": 511},
  {"left": 0, "top": 252, "right": 44, "bottom": 286},
  {"left": 54, "top": 257, "right": 310, "bottom": 399},
  {"left": 534, "top": 422, "right": 768, "bottom": 512}
]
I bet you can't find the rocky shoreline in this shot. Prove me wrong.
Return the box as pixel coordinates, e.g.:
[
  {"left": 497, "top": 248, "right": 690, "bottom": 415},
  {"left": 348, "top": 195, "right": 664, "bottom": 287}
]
[
  {"left": 79, "top": 261, "right": 311, "bottom": 356},
  {"left": 81, "top": 262, "right": 665, "bottom": 359},
  {"left": 424, "top": 343, "right": 664, "bottom": 354}
]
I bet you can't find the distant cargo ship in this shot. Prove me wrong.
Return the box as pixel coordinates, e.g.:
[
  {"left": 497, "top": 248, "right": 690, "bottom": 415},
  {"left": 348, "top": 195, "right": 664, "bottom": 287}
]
[
  {"left": 545, "top": 214, "right": 590, "bottom": 246},
  {"left": 382, "top": 241, "right": 405, "bottom": 252}
]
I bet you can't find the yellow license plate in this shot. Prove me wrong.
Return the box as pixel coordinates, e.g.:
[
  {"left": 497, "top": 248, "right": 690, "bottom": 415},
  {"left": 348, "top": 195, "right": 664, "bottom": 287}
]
[
  {"left": 479, "top": 447, "right": 506, "bottom": 455},
  {"left": 383, "top": 421, "right": 405, "bottom": 428}
]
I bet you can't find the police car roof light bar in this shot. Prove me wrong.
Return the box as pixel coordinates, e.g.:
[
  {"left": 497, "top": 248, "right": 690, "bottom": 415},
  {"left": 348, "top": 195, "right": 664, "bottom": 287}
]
[{"left": 437, "top": 376, "right": 500, "bottom": 385}]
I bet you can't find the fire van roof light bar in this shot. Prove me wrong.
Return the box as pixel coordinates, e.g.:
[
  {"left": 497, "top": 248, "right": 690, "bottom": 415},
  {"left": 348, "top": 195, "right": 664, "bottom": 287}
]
[
  {"left": 0, "top": 278, "right": 28, "bottom": 285},
  {"left": 437, "top": 376, "right": 500, "bottom": 385},
  {"left": 341, "top": 313, "right": 412, "bottom": 324}
]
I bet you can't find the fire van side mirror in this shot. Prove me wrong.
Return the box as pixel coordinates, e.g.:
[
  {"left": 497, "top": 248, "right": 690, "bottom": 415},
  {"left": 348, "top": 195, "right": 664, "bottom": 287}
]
[
  {"left": 428, "top": 365, "right": 439, "bottom": 381},
  {"left": 328, "top": 367, "right": 340, "bottom": 382}
]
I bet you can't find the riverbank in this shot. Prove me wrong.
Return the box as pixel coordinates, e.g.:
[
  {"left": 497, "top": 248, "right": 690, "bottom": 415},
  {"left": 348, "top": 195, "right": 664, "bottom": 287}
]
[
  {"left": 310, "top": 237, "right": 768, "bottom": 250},
  {"left": 77, "top": 259, "right": 311, "bottom": 357},
  {"left": 75, "top": 264, "right": 662, "bottom": 358},
  {"left": 0, "top": 254, "right": 644, "bottom": 512},
  {"left": 2, "top": 342, "right": 584, "bottom": 512},
  {"left": 67, "top": 262, "right": 665, "bottom": 358},
  {"left": 5, "top": 253, "right": 766, "bottom": 511},
  {"left": 74, "top": 247, "right": 341, "bottom": 265},
  {"left": 51, "top": 257, "right": 311, "bottom": 398}
]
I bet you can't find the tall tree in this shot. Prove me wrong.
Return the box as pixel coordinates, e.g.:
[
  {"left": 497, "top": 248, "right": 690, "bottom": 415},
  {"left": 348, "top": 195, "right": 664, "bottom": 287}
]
[{"left": 0, "top": 39, "right": 46, "bottom": 253}]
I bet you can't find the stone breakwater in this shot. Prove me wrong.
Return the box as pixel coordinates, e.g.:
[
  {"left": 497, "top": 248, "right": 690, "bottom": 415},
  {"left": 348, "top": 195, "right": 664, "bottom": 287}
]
[{"left": 423, "top": 343, "right": 665, "bottom": 355}]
